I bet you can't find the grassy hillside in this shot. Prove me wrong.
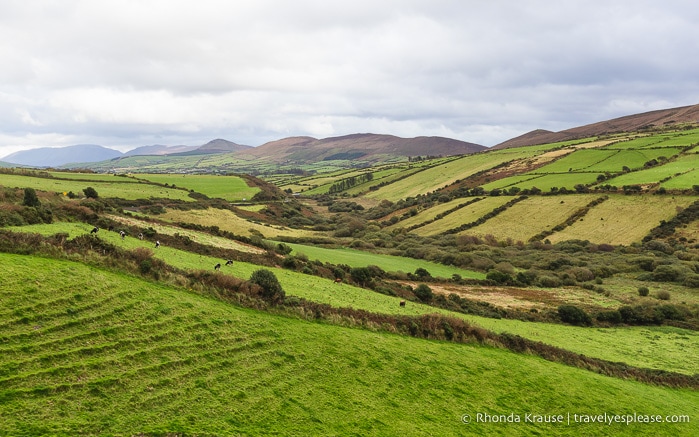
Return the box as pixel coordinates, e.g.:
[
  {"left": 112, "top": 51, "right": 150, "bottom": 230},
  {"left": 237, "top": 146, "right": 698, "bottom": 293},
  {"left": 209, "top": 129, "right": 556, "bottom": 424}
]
[
  {"left": 1, "top": 253, "right": 697, "bottom": 436},
  {"left": 0, "top": 173, "right": 193, "bottom": 201},
  {"left": 131, "top": 173, "right": 260, "bottom": 201},
  {"left": 8, "top": 222, "right": 699, "bottom": 376}
]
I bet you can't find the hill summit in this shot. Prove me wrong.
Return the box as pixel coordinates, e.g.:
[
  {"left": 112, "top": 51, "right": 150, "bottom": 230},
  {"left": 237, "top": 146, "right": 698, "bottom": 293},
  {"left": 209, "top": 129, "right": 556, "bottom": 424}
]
[{"left": 494, "top": 103, "right": 699, "bottom": 149}]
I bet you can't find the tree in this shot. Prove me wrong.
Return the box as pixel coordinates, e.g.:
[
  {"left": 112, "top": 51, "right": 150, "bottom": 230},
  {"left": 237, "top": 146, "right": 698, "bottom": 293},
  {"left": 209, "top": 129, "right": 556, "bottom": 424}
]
[
  {"left": 250, "top": 269, "right": 285, "bottom": 303},
  {"left": 83, "top": 186, "right": 99, "bottom": 199},
  {"left": 22, "top": 188, "right": 40, "bottom": 207},
  {"left": 414, "top": 284, "right": 433, "bottom": 302}
]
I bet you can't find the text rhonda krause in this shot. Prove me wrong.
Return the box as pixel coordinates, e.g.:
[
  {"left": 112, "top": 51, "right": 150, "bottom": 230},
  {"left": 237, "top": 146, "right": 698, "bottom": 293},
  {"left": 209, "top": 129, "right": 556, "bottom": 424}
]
[{"left": 474, "top": 412, "right": 690, "bottom": 425}]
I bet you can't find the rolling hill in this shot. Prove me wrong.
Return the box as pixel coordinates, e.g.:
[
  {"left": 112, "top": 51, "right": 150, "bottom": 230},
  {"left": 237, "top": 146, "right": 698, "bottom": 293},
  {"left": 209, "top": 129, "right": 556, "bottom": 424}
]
[
  {"left": 494, "top": 103, "right": 699, "bottom": 149},
  {"left": 238, "top": 133, "right": 486, "bottom": 163},
  {"left": 2, "top": 144, "right": 123, "bottom": 167}
]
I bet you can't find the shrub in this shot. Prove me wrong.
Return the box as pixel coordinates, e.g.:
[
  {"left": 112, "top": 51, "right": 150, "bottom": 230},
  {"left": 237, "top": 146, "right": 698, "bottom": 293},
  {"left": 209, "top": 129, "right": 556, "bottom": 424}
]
[
  {"left": 249, "top": 269, "right": 285, "bottom": 303},
  {"left": 557, "top": 305, "right": 592, "bottom": 326},
  {"left": 414, "top": 284, "right": 434, "bottom": 303},
  {"left": 23, "top": 188, "right": 40, "bottom": 207},
  {"left": 83, "top": 186, "right": 99, "bottom": 199},
  {"left": 656, "top": 290, "right": 671, "bottom": 301},
  {"left": 596, "top": 310, "right": 622, "bottom": 324},
  {"left": 638, "top": 286, "right": 650, "bottom": 297},
  {"left": 486, "top": 270, "right": 512, "bottom": 284}
]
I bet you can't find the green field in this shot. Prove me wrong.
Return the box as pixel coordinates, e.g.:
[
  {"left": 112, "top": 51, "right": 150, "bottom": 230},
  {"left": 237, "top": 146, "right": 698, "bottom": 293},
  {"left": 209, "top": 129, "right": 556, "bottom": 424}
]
[
  {"left": 282, "top": 241, "right": 486, "bottom": 279},
  {"left": 11, "top": 222, "right": 699, "bottom": 375},
  {"left": 1, "top": 252, "right": 697, "bottom": 436},
  {"left": 0, "top": 173, "right": 194, "bottom": 201},
  {"left": 132, "top": 174, "right": 260, "bottom": 201},
  {"left": 365, "top": 151, "right": 538, "bottom": 201},
  {"left": 604, "top": 153, "right": 699, "bottom": 187},
  {"left": 546, "top": 195, "right": 697, "bottom": 245},
  {"left": 508, "top": 173, "right": 601, "bottom": 192}
]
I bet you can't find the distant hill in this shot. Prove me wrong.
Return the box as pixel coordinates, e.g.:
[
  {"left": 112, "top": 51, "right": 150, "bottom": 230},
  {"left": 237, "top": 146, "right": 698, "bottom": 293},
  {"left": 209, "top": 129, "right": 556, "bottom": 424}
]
[
  {"left": 493, "top": 103, "right": 699, "bottom": 149},
  {"left": 2, "top": 144, "right": 123, "bottom": 167},
  {"left": 238, "top": 133, "right": 486, "bottom": 163},
  {"left": 124, "top": 144, "right": 198, "bottom": 156},
  {"left": 172, "top": 139, "right": 252, "bottom": 156}
]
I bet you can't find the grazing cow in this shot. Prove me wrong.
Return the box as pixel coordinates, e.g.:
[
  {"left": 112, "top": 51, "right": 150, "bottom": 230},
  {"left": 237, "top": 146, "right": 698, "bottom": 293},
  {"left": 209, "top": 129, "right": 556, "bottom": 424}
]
[
  {"left": 108, "top": 225, "right": 114, "bottom": 232},
  {"left": 90, "top": 227, "right": 99, "bottom": 234},
  {"left": 138, "top": 233, "right": 144, "bottom": 240},
  {"left": 225, "top": 259, "right": 233, "bottom": 266},
  {"left": 214, "top": 263, "right": 221, "bottom": 271},
  {"left": 155, "top": 240, "right": 160, "bottom": 248},
  {"left": 399, "top": 300, "right": 406, "bottom": 307},
  {"left": 119, "top": 231, "right": 126, "bottom": 240},
  {"left": 334, "top": 278, "right": 342, "bottom": 284}
]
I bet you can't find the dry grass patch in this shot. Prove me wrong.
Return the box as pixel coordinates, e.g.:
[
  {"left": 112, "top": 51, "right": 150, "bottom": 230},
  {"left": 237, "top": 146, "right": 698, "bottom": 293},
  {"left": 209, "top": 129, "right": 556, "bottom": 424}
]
[{"left": 547, "top": 195, "right": 697, "bottom": 245}]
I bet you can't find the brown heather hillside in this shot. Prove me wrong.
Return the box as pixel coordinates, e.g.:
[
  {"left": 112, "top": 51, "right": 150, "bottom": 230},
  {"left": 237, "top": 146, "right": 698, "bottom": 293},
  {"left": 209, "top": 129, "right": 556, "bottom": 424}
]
[
  {"left": 493, "top": 103, "right": 699, "bottom": 149},
  {"left": 237, "top": 133, "right": 486, "bottom": 163}
]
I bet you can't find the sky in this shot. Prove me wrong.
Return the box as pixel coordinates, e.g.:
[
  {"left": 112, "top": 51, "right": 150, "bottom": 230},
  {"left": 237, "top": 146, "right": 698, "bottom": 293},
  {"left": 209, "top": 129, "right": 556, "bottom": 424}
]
[{"left": 1, "top": 0, "right": 699, "bottom": 158}]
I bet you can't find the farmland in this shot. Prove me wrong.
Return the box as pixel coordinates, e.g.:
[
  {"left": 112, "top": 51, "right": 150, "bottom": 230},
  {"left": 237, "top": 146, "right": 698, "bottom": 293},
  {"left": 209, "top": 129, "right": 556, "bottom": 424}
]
[
  {"left": 0, "top": 173, "right": 194, "bottom": 201},
  {"left": 546, "top": 195, "right": 697, "bottom": 245},
  {"left": 131, "top": 174, "right": 260, "bottom": 201},
  {"left": 3, "top": 123, "right": 699, "bottom": 435},
  {"left": 2, "top": 254, "right": 696, "bottom": 436}
]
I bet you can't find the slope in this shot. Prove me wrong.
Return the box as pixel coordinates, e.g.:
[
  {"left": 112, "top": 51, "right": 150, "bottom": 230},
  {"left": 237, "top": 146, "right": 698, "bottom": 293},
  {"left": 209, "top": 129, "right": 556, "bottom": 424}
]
[{"left": 0, "top": 252, "right": 696, "bottom": 436}]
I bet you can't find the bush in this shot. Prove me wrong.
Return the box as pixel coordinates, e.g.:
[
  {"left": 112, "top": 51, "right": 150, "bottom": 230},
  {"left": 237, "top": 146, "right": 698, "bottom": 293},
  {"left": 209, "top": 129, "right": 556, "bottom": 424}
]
[
  {"left": 23, "top": 188, "right": 40, "bottom": 207},
  {"left": 83, "top": 186, "right": 99, "bottom": 199},
  {"left": 596, "top": 310, "right": 622, "bottom": 324},
  {"left": 638, "top": 286, "right": 649, "bottom": 297},
  {"left": 486, "top": 270, "right": 512, "bottom": 284},
  {"left": 414, "top": 284, "right": 434, "bottom": 303},
  {"left": 249, "top": 269, "right": 285, "bottom": 303},
  {"left": 557, "top": 305, "right": 592, "bottom": 326},
  {"left": 656, "top": 290, "right": 671, "bottom": 301}
]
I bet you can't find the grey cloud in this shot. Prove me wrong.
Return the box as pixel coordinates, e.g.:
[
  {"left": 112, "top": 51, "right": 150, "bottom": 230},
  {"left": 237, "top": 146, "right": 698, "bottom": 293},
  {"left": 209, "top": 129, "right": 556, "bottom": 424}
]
[{"left": 1, "top": 0, "right": 698, "bottom": 157}]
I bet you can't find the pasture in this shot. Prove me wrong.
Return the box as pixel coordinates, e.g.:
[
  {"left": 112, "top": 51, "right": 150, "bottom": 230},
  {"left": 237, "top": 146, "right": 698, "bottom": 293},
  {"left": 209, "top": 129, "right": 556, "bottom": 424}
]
[
  {"left": 462, "top": 195, "right": 600, "bottom": 242},
  {"left": 546, "top": 195, "right": 697, "bottom": 245},
  {"left": 132, "top": 173, "right": 260, "bottom": 201},
  {"left": 386, "top": 197, "right": 483, "bottom": 231},
  {"left": 365, "top": 151, "right": 537, "bottom": 201},
  {"left": 9, "top": 222, "right": 699, "bottom": 375},
  {"left": 604, "top": 153, "right": 699, "bottom": 187},
  {"left": 411, "top": 196, "right": 513, "bottom": 236},
  {"left": 2, "top": 254, "right": 697, "bottom": 436},
  {"left": 282, "top": 241, "right": 486, "bottom": 279},
  {"left": 158, "top": 207, "right": 320, "bottom": 239},
  {"left": 0, "top": 173, "right": 194, "bottom": 201}
]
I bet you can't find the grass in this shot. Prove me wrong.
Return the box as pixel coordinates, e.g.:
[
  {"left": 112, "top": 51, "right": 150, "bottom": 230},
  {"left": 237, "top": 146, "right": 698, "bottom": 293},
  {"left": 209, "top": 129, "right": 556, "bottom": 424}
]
[
  {"left": 411, "top": 197, "right": 513, "bottom": 236},
  {"left": 281, "top": 241, "right": 486, "bottom": 279},
  {"left": 0, "top": 252, "right": 698, "bottom": 436},
  {"left": 157, "top": 207, "right": 320, "bottom": 239},
  {"left": 365, "top": 151, "right": 539, "bottom": 202},
  {"left": 546, "top": 195, "right": 697, "bottom": 245},
  {"left": 8, "top": 222, "right": 699, "bottom": 376},
  {"left": 462, "top": 195, "right": 600, "bottom": 242},
  {"left": 385, "top": 197, "right": 483, "bottom": 231},
  {"left": 132, "top": 173, "right": 260, "bottom": 201},
  {"left": 0, "top": 173, "right": 194, "bottom": 201}
]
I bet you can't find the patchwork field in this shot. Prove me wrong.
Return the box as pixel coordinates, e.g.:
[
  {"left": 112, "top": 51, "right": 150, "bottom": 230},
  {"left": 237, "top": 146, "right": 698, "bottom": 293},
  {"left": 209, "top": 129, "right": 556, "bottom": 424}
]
[
  {"left": 461, "top": 195, "right": 600, "bottom": 242},
  {"left": 9, "top": 223, "right": 699, "bottom": 376},
  {"left": 0, "top": 173, "right": 194, "bottom": 201},
  {"left": 2, "top": 254, "right": 697, "bottom": 436},
  {"left": 411, "top": 196, "right": 513, "bottom": 236},
  {"left": 157, "top": 207, "right": 320, "bottom": 239},
  {"left": 546, "top": 195, "right": 697, "bottom": 245},
  {"left": 132, "top": 174, "right": 260, "bottom": 201}
]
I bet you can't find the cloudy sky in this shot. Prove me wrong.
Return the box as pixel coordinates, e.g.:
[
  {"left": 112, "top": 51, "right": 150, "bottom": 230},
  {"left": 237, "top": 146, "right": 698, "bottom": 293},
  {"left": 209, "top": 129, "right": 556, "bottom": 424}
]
[{"left": 1, "top": 0, "right": 698, "bottom": 157}]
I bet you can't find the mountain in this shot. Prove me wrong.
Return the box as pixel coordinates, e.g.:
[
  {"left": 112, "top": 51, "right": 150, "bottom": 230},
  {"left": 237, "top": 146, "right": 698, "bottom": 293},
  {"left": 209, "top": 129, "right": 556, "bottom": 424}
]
[
  {"left": 172, "top": 139, "right": 252, "bottom": 156},
  {"left": 237, "top": 133, "right": 486, "bottom": 163},
  {"left": 493, "top": 103, "right": 699, "bottom": 149},
  {"left": 2, "top": 144, "right": 123, "bottom": 167},
  {"left": 124, "top": 144, "right": 198, "bottom": 156}
]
